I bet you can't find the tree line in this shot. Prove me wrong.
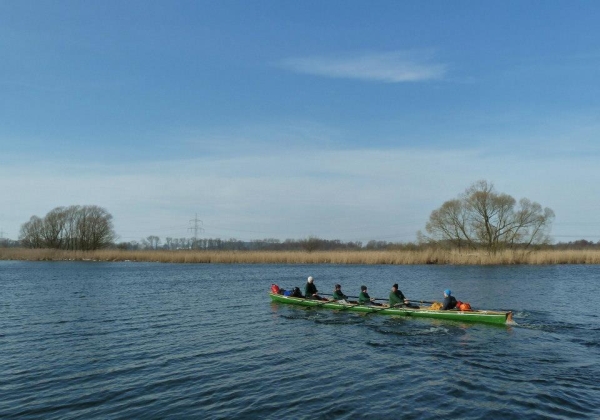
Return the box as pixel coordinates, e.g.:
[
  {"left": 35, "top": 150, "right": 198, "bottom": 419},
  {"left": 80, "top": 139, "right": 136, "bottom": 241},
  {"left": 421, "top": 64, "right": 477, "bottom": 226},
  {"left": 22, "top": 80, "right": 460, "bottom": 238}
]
[
  {"left": 11, "top": 182, "right": 598, "bottom": 252},
  {"left": 92, "top": 236, "right": 600, "bottom": 252},
  {"left": 117, "top": 236, "right": 367, "bottom": 251},
  {"left": 19, "top": 205, "right": 116, "bottom": 250}
]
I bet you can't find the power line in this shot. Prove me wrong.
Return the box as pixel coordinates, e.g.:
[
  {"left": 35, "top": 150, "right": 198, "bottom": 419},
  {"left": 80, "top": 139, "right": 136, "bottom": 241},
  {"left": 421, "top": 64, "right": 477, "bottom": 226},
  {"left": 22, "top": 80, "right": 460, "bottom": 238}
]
[
  {"left": 188, "top": 214, "right": 204, "bottom": 248},
  {"left": 115, "top": 224, "right": 189, "bottom": 234}
]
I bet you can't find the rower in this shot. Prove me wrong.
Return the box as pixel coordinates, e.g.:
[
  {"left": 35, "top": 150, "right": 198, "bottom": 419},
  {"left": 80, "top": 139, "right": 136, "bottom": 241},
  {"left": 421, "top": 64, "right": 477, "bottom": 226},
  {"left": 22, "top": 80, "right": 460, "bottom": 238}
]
[
  {"left": 332, "top": 284, "right": 349, "bottom": 304},
  {"left": 389, "top": 283, "right": 408, "bottom": 307},
  {"left": 441, "top": 289, "right": 458, "bottom": 310},
  {"left": 304, "top": 276, "right": 322, "bottom": 300},
  {"left": 358, "top": 285, "right": 381, "bottom": 306}
]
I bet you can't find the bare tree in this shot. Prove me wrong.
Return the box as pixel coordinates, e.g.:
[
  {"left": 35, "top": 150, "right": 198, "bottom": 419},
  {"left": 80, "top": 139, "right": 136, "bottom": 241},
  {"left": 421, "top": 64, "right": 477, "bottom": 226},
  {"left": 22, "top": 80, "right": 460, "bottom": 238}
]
[
  {"left": 145, "top": 235, "right": 160, "bottom": 250},
  {"left": 19, "top": 205, "right": 116, "bottom": 250},
  {"left": 84, "top": 206, "right": 117, "bottom": 250},
  {"left": 42, "top": 207, "right": 67, "bottom": 249},
  {"left": 300, "top": 236, "right": 321, "bottom": 252},
  {"left": 424, "top": 180, "right": 554, "bottom": 252},
  {"left": 19, "top": 216, "right": 45, "bottom": 248}
]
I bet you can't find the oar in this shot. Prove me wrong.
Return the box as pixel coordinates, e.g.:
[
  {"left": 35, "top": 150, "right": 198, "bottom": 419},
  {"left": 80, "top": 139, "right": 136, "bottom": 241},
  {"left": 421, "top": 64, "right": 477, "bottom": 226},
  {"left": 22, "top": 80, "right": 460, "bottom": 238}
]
[
  {"left": 322, "top": 293, "right": 387, "bottom": 301},
  {"left": 317, "top": 293, "right": 360, "bottom": 310},
  {"left": 321, "top": 292, "right": 351, "bottom": 298},
  {"left": 311, "top": 297, "right": 362, "bottom": 312},
  {"left": 321, "top": 292, "right": 357, "bottom": 301},
  {"left": 361, "top": 301, "right": 394, "bottom": 314},
  {"left": 407, "top": 299, "right": 436, "bottom": 305},
  {"left": 369, "top": 298, "right": 429, "bottom": 313}
]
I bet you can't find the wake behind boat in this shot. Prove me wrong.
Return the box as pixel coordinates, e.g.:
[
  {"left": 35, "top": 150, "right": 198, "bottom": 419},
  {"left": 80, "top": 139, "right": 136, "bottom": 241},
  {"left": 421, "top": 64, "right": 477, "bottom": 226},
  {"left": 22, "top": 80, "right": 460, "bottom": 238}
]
[{"left": 268, "top": 292, "right": 513, "bottom": 325}]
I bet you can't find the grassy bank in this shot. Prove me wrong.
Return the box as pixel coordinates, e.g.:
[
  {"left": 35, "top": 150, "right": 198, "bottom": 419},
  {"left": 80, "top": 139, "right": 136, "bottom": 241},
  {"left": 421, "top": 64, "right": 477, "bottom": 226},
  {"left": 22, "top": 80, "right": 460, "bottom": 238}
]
[{"left": 1, "top": 248, "right": 600, "bottom": 264}]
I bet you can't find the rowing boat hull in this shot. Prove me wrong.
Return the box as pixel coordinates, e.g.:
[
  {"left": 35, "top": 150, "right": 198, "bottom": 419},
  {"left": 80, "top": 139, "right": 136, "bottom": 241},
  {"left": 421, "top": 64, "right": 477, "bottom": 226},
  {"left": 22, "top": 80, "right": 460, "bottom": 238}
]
[{"left": 269, "top": 293, "right": 512, "bottom": 325}]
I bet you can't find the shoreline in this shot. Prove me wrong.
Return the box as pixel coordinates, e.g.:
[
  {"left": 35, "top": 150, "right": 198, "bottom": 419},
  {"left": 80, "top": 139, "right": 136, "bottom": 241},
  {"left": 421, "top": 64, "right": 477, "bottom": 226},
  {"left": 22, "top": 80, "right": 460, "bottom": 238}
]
[{"left": 1, "top": 248, "right": 600, "bottom": 265}]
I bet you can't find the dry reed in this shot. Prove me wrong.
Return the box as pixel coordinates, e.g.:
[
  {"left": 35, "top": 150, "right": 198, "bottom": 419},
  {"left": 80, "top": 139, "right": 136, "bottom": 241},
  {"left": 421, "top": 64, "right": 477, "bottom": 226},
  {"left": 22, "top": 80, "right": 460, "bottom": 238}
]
[{"left": 2, "top": 248, "right": 600, "bottom": 264}]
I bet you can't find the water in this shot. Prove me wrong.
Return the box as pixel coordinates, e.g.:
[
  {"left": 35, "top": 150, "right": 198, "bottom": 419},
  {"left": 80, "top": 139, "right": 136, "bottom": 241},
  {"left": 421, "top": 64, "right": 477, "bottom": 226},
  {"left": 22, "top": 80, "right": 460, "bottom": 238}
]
[{"left": 1, "top": 262, "right": 599, "bottom": 419}]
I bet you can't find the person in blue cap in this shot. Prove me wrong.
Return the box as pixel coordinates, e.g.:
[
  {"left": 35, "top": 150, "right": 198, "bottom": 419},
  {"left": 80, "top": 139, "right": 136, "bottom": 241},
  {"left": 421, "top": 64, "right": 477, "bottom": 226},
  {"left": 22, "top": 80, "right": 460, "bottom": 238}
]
[{"left": 441, "top": 289, "right": 458, "bottom": 310}]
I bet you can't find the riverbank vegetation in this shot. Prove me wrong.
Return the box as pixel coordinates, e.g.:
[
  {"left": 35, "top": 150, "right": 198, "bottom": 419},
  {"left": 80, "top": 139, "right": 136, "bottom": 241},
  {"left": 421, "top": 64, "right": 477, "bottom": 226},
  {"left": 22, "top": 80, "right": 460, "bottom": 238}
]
[
  {"left": 2, "top": 248, "right": 600, "bottom": 264},
  {"left": 4, "top": 182, "right": 596, "bottom": 264}
]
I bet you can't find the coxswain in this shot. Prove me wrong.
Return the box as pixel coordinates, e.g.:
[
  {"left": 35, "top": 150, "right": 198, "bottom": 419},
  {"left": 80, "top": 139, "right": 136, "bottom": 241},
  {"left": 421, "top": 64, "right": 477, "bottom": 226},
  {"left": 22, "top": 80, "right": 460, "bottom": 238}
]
[{"left": 441, "top": 289, "right": 458, "bottom": 310}]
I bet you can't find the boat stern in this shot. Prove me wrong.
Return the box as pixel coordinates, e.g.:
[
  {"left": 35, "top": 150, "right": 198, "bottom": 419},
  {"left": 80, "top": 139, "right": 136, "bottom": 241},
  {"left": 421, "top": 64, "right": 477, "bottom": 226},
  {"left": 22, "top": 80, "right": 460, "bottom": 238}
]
[{"left": 506, "top": 311, "right": 514, "bottom": 323}]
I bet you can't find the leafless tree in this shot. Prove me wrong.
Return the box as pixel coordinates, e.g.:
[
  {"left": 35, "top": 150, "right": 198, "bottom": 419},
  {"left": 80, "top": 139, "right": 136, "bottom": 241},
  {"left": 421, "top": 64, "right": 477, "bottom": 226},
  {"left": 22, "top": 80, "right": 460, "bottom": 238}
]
[
  {"left": 424, "top": 180, "right": 554, "bottom": 252},
  {"left": 145, "top": 235, "right": 160, "bottom": 250},
  {"left": 19, "top": 205, "right": 116, "bottom": 250},
  {"left": 19, "top": 216, "right": 45, "bottom": 248}
]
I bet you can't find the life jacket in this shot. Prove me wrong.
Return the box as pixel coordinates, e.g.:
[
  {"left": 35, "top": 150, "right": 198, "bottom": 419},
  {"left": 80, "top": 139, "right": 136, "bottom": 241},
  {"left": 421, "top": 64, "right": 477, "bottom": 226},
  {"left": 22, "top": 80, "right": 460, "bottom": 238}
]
[
  {"left": 459, "top": 302, "right": 472, "bottom": 311},
  {"left": 271, "top": 284, "right": 280, "bottom": 294}
]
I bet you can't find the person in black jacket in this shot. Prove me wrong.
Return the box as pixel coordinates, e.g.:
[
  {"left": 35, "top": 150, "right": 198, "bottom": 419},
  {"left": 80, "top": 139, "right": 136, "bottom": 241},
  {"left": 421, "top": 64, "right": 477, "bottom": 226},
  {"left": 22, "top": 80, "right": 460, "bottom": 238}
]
[
  {"left": 442, "top": 289, "right": 458, "bottom": 310},
  {"left": 304, "top": 276, "right": 321, "bottom": 299}
]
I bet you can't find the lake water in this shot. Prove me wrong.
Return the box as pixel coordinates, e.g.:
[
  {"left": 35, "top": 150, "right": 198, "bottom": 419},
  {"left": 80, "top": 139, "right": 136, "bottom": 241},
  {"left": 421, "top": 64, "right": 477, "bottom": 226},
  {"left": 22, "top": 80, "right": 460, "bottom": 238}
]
[{"left": 1, "top": 261, "right": 599, "bottom": 419}]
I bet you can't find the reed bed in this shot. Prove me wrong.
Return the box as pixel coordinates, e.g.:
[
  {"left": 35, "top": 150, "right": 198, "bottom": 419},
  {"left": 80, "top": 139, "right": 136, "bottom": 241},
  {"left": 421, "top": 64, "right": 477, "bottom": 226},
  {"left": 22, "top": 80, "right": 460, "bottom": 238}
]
[{"left": 2, "top": 248, "right": 600, "bottom": 264}]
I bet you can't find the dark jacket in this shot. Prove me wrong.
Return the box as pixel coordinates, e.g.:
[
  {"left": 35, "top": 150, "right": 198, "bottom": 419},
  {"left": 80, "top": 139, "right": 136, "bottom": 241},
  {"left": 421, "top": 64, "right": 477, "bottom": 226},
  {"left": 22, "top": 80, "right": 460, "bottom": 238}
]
[
  {"left": 389, "top": 290, "right": 405, "bottom": 306},
  {"left": 304, "top": 282, "right": 318, "bottom": 298},
  {"left": 333, "top": 290, "right": 348, "bottom": 300},
  {"left": 358, "top": 291, "right": 372, "bottom": 304},
  {"left": 442, "top": 295, "right": 458, "bottom": 310}
]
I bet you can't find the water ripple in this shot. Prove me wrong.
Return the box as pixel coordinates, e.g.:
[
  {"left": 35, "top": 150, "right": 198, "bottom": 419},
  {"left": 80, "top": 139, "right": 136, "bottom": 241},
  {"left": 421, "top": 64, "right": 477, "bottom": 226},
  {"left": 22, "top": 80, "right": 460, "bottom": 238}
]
[{"left": 1, "top": 262, "right": 600, "bottom": 419}]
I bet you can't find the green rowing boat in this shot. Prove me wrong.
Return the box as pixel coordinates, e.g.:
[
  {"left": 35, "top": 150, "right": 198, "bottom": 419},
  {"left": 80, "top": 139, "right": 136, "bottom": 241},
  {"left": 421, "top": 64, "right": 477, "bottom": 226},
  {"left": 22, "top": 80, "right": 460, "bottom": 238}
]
[{"left": 269, "top": 293, "right": 513, "bottom": 325}]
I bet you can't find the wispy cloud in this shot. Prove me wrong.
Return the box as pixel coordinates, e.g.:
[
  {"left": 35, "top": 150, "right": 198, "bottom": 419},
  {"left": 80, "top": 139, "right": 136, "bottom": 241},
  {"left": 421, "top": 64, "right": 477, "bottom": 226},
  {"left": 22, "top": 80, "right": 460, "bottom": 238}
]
[
  {"left": 3, "top": 144, "right": 600, "bottom": 242},
  {"left": 278, "top": 50, "right": 447, "bottom": 82}
]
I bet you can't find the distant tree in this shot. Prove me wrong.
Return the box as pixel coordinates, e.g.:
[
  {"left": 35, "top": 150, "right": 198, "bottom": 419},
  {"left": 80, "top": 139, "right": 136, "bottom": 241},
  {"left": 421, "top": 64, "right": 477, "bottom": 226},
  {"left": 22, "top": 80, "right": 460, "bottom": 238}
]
[
  {"left": 79, "top": 206, "right": 117, "bottom": 250},
  {"left": 145, "top": 236, "right": 160, "bottom": 250},
  {"left": 19, "top": 216, "right": 45, "bottom": 248},
  {"left": 301, "top": 236, "right": 321, "bottom": 252},
  {"left": 19, "top": 205, "right": 116, "bottom": 250},
  {"left": 366, "top": 240, "right": 391, "bottom": 250},
  {"left": 424, "top": 180, "right": 555, "bottom": 252},
  {"left": 0, "top": 238, "right": 19, "bottom": 248}
]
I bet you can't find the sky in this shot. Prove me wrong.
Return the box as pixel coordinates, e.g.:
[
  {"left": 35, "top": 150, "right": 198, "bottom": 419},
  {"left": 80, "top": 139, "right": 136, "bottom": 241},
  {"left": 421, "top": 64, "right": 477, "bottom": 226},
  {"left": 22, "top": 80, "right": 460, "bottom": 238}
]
[{"left": 1, "top": 1, "right": 600, "bottom": 243}]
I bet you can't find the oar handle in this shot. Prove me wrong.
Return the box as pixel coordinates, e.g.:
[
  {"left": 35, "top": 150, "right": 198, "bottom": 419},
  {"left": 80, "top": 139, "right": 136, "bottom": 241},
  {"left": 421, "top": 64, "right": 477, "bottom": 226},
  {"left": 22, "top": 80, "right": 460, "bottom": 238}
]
[
  {"left": 322, "top": 292, "right": 360, "bottom": 299},
  {"left": 320, "top": 292, "right": 433, "bottom": 304},
  {"left": 324, "top": 293, "right": 388, "bottom": 302}
]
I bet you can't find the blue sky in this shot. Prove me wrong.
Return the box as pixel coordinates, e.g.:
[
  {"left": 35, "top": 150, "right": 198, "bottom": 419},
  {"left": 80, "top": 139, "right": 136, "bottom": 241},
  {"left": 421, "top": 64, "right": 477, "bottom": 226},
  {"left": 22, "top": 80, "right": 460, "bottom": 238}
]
[{"left": 1, "top": 1, "right": 600, "bottom": 243}]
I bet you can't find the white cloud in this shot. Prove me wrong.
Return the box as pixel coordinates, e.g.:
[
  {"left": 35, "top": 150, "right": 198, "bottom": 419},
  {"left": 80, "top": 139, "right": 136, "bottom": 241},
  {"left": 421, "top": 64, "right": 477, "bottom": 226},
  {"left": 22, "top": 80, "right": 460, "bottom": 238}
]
[
  {"left": 279, "top": 50, "right": 447, "bottom": 82},
  {"left": 2, "top": 146, "right": 600, "bottom": 243}
]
